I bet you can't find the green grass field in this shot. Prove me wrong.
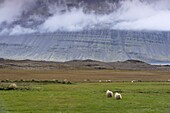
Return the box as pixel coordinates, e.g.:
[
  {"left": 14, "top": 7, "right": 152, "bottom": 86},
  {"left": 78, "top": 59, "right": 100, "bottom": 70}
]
[{"left": 0, "top": 82, "right": 170, "bottom": 113}]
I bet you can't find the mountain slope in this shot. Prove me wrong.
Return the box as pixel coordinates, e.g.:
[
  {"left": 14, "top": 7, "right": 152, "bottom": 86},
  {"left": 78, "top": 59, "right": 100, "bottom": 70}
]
[{"left": 0, "top": 30, "right": 170, "bottom": 63}]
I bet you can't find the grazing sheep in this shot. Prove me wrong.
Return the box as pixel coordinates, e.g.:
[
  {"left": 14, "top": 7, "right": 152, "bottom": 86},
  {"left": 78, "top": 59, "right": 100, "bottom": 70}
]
[
  {"left": 64, "top": 79, "right": 68, "bottom": 82},
  {"left": 107, "top": 80, "right": 112, "bottom": 82},
  {"left": 84, "top": 79, "right": 90, "bottom": 82},
  {"left": 106, "top": 90, "right": 113, "bottom": 98},
  {"left": 114, "top": 92, "right": 122, "bottom": 100},
  {"left": 8, "top": 83, "right": 17, "bottom": 90},
  {"left": 99, "top": 80, "right": 102, "bottom": 83},
  {"left": 105, "top": 80, "right": 112, "bottom": 82},
  {"left": 131, "top": 80, "right": 136, "bottom": 83}
]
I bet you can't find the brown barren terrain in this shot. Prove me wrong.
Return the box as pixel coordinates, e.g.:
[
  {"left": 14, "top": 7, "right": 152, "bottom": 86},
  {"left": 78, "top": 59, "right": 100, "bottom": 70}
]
[
  {"left": 0, "top": 58, "right": 170, "bottom": 82},
  {"left": 0, "top": 69, "right": 170, "bottom": 82}
]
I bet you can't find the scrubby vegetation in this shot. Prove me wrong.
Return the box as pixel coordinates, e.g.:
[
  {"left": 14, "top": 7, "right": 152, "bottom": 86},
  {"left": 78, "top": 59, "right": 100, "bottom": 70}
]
[{"left": 0, "top": 80, "right": 72, "bottom": 91}]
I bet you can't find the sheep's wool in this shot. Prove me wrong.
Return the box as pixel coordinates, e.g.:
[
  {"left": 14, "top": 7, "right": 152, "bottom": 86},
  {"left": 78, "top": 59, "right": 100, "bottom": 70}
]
[
  {"left": 115, "top": 92, "right": 122, "bottom": 100},
  {"left": 8, "top": 83, "right": 17, "bottom": 89},
  {"left": 106, "top": 90, "right": 113, "bottom": 98}
]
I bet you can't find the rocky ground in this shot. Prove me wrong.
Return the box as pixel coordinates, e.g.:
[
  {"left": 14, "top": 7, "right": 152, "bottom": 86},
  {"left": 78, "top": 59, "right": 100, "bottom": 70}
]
[{"left": 0, "top": 58, "right": 170, "bottom": 71}]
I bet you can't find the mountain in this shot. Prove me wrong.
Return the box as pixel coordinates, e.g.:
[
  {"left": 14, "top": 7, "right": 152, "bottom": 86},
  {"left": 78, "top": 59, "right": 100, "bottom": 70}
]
[
  {"left": 0, "top": 30, "right": 170, "bottom": 64},
  {"left": 0, "top": 0, "right": 170, "bottom": 64}
]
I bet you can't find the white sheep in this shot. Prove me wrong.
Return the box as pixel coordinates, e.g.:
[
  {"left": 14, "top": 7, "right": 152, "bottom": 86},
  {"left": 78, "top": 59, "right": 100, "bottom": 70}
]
[
  {"left": 106, "top": 90, "right": 113, "bottom": 98},
  {"left": 131, "top": 80, "right": 136, "bottom": 83},
  {"left": 114, "top": 92, "right": 122, "bottom": 100},
  {"left": 105, "top": 80, "right": 112, "bottom": 82},
  {"left": 8, "top": 83, "right": 17, "bottom": 89}
]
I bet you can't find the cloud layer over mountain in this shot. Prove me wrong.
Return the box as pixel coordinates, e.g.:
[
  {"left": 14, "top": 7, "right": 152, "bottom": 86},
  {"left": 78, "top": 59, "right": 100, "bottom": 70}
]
[{"left": 0, "top": 0, "right": 170, "bottom": 35}]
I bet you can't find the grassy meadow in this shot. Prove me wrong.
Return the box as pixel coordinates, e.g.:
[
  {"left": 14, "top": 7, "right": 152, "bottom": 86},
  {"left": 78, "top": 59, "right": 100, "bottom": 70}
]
[{"left": 0, "top": 82, "right": 170, "bottom": 113}]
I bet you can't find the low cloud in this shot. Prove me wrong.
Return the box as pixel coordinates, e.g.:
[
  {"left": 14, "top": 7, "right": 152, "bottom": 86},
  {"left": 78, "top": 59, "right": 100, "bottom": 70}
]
[
  {"left": 0, "top": 0, "right": 35, "bottom": 24},
  {"left": 0, "top": 0, "right": 170, "bottom": 35}
]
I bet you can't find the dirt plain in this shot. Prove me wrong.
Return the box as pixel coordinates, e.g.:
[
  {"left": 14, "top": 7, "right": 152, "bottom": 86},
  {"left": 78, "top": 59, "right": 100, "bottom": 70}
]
[{"left": 0, "top": 58, "right": 170, "bottom": 82}]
